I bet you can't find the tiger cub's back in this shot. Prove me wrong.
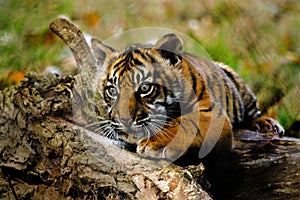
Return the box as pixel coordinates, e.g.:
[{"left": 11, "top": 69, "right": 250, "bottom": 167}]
[{"left": 184, "top": 53, "right": 260, "bottom": 129}]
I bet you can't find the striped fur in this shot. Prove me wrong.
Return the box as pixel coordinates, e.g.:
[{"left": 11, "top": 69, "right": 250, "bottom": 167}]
[{"left": 90, "top": 34, "right": 283, "bottom": 160}]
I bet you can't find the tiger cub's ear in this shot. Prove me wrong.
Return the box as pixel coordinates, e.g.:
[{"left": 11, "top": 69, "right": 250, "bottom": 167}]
[
  {"left": 153, "top": 34, "right": 183, "bottom": 65},
  {"left": 91, "top": 38, "right": 115, "bottom": 64}
]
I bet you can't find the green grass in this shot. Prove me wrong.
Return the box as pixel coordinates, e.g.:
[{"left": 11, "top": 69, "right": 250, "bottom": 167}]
[
  {"left": 200, "top": 34, "right": 239, "bottom": 70},
  {"left": 0, "top": 0, "right": 299, "bottom": 137},
  {"left": 0, "top": 0, "right": 73, "bottom": 74}
]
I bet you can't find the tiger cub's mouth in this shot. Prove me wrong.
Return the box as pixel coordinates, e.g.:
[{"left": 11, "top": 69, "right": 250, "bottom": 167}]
[
  {"left": 114, "top": 122, "right": 147, "bottom": 143},
  {"left": 119, "top": 131, "right": 142, "bottom": 144},
  {"left": 115, "top": 117, "right": 163, "bottom": 144},
  {"left": 119, "top": 125, "right": 143, "bottom": 136}
]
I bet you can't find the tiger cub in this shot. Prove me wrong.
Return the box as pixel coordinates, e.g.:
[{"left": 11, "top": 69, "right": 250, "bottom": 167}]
[{"left": 91, "top": 33, "right": 284, "bottom": 161}]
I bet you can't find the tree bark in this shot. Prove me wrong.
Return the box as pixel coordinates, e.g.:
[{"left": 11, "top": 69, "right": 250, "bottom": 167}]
[{"left": 0, "top": 18, "right": 299, "bottom": 199}]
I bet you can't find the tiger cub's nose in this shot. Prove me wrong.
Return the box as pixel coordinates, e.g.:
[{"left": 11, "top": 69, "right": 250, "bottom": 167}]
[{"left": 119, "top": 117, "right": 132, "bottom": 127}]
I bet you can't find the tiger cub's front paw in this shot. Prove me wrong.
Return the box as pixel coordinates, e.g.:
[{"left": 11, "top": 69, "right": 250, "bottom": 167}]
[
  {"left": 137, "top": 140, "right": 164, "bottom": 158},
  {"left": 251, "top": 116, "right": 284, "bottom": 137},
  {"left": 137, "top": 140, "right": 181, "bottom": 161}
]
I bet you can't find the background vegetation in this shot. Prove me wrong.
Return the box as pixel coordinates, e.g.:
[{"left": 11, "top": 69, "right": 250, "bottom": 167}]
[{"left": 0, "top": 0, "right": 299, "bottom": 137}]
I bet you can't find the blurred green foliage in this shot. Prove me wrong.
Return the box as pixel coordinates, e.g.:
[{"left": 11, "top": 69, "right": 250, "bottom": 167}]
[
  {"left": 0, "top": 0, "right": 299, "bottom": 137},
  {"left": 0, "top": 0, "right": 73, "bottom": 74}
]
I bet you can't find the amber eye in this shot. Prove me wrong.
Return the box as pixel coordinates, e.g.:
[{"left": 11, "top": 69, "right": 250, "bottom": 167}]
[
  {"left": 139, "top": 83, "right": 154, "bottom": 97},
  {"left": 105, "top": 86, "right": 118, "bottom": 98}
]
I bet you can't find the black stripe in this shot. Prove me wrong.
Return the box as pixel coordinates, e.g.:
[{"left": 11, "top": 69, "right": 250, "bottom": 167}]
[
  {"left": 205, "top": 75, "right": 216, "bottom": 101},
  {"left": 124, "top": 52, "right": 133, "bottom": 64},
  {"left": 119, "top": 66, "right": 128, "bottom": 77},
  {"left": 145, "top": 52, "right": 157, "bottom": 63},
  {"left": 245, "top": 99, "right": 259, "bottom": 116},
  {"left": 221, "top": 67, "right": 240, "bottom": 91},
  {"left": 134, "top": 49, "right": 150, "bottom": 62},
  {"left": 108, "top": 108, "right": 113, "bottom": 118},
  {"left": 113, "top": 58, "right": 126, "bottom": 71},
  {"left": 221, "top": 69, "right": 244, "bottom": 126},
  {"left": 191, "top": 71, "right": 197, "bottom": 93},
  {"left": 225, "top": 89, "right": 230, "bottom": 119},
  {"left": 181, "top": 118, "right": 200, "bottom": 136},
  {"left": 217, "top": 104, "right": 224, "bottom": 118},
  {"left": 186, "top": 71, "right": 197, "bottom": 103},
  {"left": 112, "top": 61, "right": 125, "bottom": 77},
  {"left": 199, "top": 102, "right": 215, "bottom": 112},
  {"left": 107, "top": 75, "right": 112, "bottom": 82},
  {"left": 190, "top": 119, "right": 200, "bottom": 135},
  {"left": 129, "top": 69, "right": 135, "bottom": 83},
  {"left": 232, "top": 95, "right": 239, "bottom": 126},
  {"left": 135, "top": 72, "right": 141, "bottom": 83},
  {"left": 197, "top": 84, "right": 206, "bottom": 101},
  {"left": 131, "top": 50, "right": 145, "bottom": 66},
  {"left": 149, "top": 84, "right": 161, "bottom": 102},
  {"left": 133, "top": 58, "right": 143, "bottom": 66},
  {"left": 225, "top": 80, "right": 235, "bottom": 124},
  {"left": 216, "top": 77, "right": 224, "bottom": 108}
]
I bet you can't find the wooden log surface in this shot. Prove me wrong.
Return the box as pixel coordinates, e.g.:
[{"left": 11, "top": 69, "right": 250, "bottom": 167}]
[{"left": 230, "top": 130, "right": 300, "bottom": 199}]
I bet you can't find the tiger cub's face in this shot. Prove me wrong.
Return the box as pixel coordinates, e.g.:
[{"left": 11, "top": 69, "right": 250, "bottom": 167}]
[{"left": 92, "top": 34, "right": 185, "bottom": 144}]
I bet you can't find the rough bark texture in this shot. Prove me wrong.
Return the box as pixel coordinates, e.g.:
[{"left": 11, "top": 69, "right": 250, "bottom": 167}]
[{"left": 0, "top": 18, "right": 299, "bottom": 199}]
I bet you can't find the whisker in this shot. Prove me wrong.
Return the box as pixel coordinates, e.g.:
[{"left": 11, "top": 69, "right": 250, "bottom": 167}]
[
  {"left": 85, "top": 120, "right": 111, "bottom": 128},
  {"left": 142, "top": 124, "right": 151, "bottom": 144},
  {"left": 147, "top": 123, "right": 168, "bottom": 144},
  {"left": 151, "top": 122, "right": 176, "bottom": 140},
  {"left": 94, "top": 124, "right": 111, "bottom": 133}
]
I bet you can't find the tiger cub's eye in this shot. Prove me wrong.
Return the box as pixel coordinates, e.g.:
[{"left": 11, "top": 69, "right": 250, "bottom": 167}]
[
  {"left": 106, "top": 86, "right": 118, "bottom": 98},
  {"left": 141, "top": 84, "right": 150, "bottom": 92},
  {"left": 139, "top": 83, "right": 154, "bottom": 97}
]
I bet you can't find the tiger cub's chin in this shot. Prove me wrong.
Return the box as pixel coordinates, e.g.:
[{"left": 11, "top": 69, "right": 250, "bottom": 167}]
[{"left": 91, "top": 33, "right": 284, "bottom": 161}]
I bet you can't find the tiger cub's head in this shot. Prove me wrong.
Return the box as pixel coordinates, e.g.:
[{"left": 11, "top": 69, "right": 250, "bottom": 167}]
[{"left": 92, "top": 34, "right": 187, "bottom": 144}]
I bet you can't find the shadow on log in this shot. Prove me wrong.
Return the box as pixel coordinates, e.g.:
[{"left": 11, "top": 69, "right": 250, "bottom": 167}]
[{"left": 0, "top": 18, "right": 299, "bottom": 199}]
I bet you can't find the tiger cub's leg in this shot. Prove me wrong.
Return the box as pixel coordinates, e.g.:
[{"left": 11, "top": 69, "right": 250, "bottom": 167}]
[
  {"left": 137, "top": 115, "right": 197, "bottom": 160},
  {"left": 194, "top": 108, "right": 233, "bottom": 159},
  {"left": 249, "top": 116, "right": 284, "bottom": 137},
  {"left": 137, "top": 107, "right": 233, "bottom": 160}
]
